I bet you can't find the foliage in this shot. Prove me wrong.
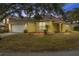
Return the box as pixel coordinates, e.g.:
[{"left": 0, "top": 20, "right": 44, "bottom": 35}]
[
  {"left": 74, "top": 26, "right": 79, "bottom": 31},
  {"left": 66, "top": 8, "right": 79, "bottom": 23},
  {"left": 0, "top": 3, "right": 65, "bottom": 21},
  {"left": 24, "top": 29, "right": 28, "bottom": 33}
]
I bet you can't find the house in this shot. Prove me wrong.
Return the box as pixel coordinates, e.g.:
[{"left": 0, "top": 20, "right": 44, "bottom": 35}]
[{"left": 2, "top": 16, "right": 72, "bottom": 33}]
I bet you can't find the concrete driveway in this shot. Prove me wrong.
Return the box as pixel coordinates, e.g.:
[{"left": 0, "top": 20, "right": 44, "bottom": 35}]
[{"left": 0, "top": 33, "right": 17, "bottom": 37}]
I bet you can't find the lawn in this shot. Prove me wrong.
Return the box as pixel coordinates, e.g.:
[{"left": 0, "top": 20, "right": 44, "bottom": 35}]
[{"left": 0, "top": 32, "right": 79, "bottom": 52}]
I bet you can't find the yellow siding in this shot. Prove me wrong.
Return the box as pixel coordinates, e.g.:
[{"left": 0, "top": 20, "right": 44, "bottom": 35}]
[
  {"left": 27, "top": 21, "right": 55, "bottom": 33},
  {"left": 35, "top": 22, "right": 39, "bottom": 32},
  {"left": 59, "top": 23, "right": 62, "bottom": 32},
  {"left": 27, "top": 22, "right": 36, "bottom": 32},
  {"left": 47, "top": 21, "right": 54, "bottom": 33},
  {"left": 8, "top": 24, "right": 12, "bottom": 32},
  {"left": 8, "top": 21, "right": 72, "bottom": 33},
  {"left": 61, "top": 24, "right": 72, "bottom": 32}
]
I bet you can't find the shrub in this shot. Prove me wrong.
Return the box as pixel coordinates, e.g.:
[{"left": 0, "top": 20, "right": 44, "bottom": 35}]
[
  {"left": 24, "top": 30, "right": 28, "bottom": 33},
  {"left": 44, "top": 29, "right": 48, "bottom": 35},
  {"left": 74, "top": 26, "right": 79, "bottom": 31}
]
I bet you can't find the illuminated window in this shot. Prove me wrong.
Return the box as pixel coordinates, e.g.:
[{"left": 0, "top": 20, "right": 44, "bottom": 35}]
[
  {"left": 24, "top": 23, "right": 27, "bottom": 30},
  {"left": 3, "top": 19, "right": 5, "bottom": 23},
  {"left": 39, "top": 22, "right": 46, "bottom": 32},
  {"left": 7, "top": 18, "right": 9, "bottom": 23}
]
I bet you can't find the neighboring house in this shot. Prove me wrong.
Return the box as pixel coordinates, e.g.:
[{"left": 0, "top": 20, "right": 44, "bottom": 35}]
[{"left": 2, "top": 16, "right": 72, "bottom": 33}]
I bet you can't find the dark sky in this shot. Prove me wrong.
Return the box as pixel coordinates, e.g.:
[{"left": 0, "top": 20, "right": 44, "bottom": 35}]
[{"left": 63, "top": 3, "right": 79, "bottom": 11}]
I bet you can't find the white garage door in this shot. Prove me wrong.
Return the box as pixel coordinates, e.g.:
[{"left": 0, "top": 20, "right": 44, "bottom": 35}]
[{"left": 12, "top": 25, "right": 25, "bottom": 32}]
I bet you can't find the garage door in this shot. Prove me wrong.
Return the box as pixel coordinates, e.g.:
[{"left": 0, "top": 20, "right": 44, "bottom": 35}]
[{"left": 12, "top": 25, "right": 25, "bottom": 32}]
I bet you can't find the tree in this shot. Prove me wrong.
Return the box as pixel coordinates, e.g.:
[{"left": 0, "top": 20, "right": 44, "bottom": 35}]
[
  {"left": 0, "top": 3, "right": 65, "bottom": 21},
  {"left": 66, "top": 8, "right": 79, "bottom": 24}
]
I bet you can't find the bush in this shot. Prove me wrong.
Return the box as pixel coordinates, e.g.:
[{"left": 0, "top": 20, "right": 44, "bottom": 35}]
[
  {"left": 65, "top": 30, "right": 70, "bottom": 32},
  {"left": 74, "top": 26, "right": 79, "bottom": 31},
  {"left": 24, "top": 30, "right": 28, "bottom": 33},
  {"left": 44, "top": 29, "right": 48, "bottom": 35}
]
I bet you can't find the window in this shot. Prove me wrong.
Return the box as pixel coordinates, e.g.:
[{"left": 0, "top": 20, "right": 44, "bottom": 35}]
[
  {"left": 24, "top": 23, "right": 27, "bottom": 30},
  {"left": 39, "top": 22, "right": 46, "bottom": 32},
  {"left": 3, "top": 19, "right": 6, "bottom": 23}
]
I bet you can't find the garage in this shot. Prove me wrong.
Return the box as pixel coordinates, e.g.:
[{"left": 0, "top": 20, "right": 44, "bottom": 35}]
[{"left": 11, "top": 25, "right": 25, "bottom": 32}]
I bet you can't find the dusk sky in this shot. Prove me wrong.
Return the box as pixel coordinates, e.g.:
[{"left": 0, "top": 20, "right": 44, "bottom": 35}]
[{"left": 63, "top": 3, "right": 79, "bottom": 11}]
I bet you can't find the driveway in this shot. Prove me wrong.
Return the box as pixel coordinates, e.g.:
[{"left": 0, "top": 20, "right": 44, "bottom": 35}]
[{"left": 0, "top": 33, "right": 17, "bottom": 37}]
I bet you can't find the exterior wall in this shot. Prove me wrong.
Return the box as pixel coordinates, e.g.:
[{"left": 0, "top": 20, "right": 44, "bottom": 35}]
[
  {"left": 3, "top": 17, "right": 73, "bottom": 33},
  {"left": 61, "top": 24, "right": 72, "bottom": 32},
  {"left": 8, "top": 24, "right": 12, "bottom": 32},
  {"left": 35, "top": 22, "right": 41, "bottom": 32},
  {"left": 27, "top": 22, "right": 36, "bottom": 32},
  {"left": 26, "top": 21, "right": 55, "bottom": 33},
  {"left": 36, "top": 22, "right": 47, "bottom": 32},
  {"left": 7, "top": 20, "right": 72, "bottom": 33},
  {"left": 47, "top": 21, "right": 62, "bottom": 33},
  {"left": 59, "top": 23, "right": 62, "bottom": 32},
  {"left": 47, "top": 21, "right": 54, "bottom": 33}
]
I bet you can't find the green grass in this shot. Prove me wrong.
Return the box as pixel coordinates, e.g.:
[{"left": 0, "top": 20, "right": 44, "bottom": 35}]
[{"left": 0, "top": 32, "right": 79, "bottom": 52}]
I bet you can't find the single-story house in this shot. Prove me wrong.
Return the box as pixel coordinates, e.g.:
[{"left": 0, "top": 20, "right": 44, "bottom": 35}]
[{"left": 2, "top": 16, "right": 72, "bottom": 33}]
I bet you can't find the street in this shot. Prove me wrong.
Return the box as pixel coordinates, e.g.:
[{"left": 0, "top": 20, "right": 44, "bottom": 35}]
[{"left": 0, "top": 49, "right": 79, "bottom": 56}]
